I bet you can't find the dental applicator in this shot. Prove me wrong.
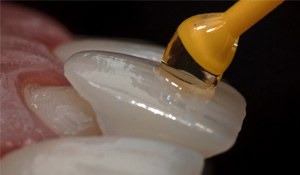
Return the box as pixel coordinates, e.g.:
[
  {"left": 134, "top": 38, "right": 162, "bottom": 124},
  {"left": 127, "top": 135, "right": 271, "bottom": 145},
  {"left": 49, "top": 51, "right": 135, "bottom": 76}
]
[{"left": 162, "top": 0, "right": 284, "bottom": 85}]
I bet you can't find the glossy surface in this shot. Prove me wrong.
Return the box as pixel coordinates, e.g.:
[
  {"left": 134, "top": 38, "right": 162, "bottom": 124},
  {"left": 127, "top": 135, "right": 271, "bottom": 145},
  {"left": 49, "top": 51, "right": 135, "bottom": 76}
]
[
  {"left": 65, "top": 50, "right": 246, "bottom": 157},
  {"left": 167, "top": 1, "right": 283, "bottom": 76},
  {"left": 174, "top": 13, "right": 238, "bottom": 76}
]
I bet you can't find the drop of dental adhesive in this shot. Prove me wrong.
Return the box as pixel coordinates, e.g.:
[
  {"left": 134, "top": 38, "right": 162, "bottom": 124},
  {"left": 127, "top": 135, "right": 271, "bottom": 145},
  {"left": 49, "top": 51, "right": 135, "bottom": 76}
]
[
  {"left": 1, "top": 136, "right": 204, "bottom": 175},
  {"left": 64, "top": 50, "right": 246, "bottom": 158}
]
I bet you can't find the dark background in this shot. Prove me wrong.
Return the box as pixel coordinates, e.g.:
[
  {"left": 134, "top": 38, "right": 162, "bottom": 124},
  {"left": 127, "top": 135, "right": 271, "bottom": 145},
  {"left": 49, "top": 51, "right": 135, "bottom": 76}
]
[{"left": 15, "top": 1, "right": 300, "bottom": 174}]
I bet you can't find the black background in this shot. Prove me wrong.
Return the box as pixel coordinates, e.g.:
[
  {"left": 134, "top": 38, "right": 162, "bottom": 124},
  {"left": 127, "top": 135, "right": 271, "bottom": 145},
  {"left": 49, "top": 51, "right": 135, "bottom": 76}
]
[{"left": 13, "top": 1, "right": 300, "bottom": 174}]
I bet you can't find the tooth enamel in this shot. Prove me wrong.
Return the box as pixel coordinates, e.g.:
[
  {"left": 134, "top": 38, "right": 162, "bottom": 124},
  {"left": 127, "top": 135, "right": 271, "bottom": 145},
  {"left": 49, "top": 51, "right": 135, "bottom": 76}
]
[
  {"left": 54, "top": 38, "right": 164, "bottom": 63},
  {"left": 23, "top": 85, "right": 101, "bottom": 136},
  {"left": 1, "top": 137, "right": 204, "bottom": 175},
  {"left": 64, "top": 51, "right": 246, "bottom": 158}
]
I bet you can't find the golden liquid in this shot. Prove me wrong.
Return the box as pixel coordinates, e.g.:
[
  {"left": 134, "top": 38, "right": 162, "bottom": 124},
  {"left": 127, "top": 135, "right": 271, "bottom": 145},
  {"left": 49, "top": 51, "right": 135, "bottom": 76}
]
[{"left": 162, "top": 32, "right": 220, "bottom": 87}]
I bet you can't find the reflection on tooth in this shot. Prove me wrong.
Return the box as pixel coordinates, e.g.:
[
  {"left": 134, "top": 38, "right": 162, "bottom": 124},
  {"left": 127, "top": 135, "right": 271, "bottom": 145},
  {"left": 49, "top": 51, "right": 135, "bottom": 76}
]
[
  {"left": 1, "top": 137, "right": 204, "bottom": 175},
  {"left": 23, "top": 85, "right": 101, "bottom": 136},
  {"left": 64, "top": 51, "right": 246, "bottom": 158},
  {"left": 54, "top": 38, "right": 164, "bottom": 63}
]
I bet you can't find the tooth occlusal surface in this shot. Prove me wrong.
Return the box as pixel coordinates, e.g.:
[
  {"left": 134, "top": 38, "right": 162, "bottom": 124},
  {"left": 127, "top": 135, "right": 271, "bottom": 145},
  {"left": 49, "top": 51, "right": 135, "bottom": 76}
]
[
  {"left": 64, "top": 50, "right": 246, "bottom": 158},
  {"left": 1, "top": 137, "right": 204, "bottom": 175},
  {"left": 54, "top": 38, "right": 164, "bottom": 63},
  {"left": 23, "top": 85, "right": 101, "bottom": 136}
]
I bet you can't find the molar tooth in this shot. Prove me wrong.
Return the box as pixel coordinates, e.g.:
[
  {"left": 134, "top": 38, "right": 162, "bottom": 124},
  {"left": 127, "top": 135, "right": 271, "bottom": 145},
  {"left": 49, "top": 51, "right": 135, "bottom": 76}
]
[
  {"left": 1, "top": 137, "right": 204, "bottom": 175},
  {"left": 23, "top": 85, "right": 101, "bottom": 136},
  {"left": 64, "top": 51, "right": 246, "bottom": 158}
]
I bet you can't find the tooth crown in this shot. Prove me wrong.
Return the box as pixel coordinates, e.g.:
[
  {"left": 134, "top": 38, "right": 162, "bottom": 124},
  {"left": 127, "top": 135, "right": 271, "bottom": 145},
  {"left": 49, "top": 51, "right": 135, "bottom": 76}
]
[
  {"left": 1, "top": 137, "right": 204, "bottom": 175},
  {"left": 23, "top": 85, "right": 101, "bottom": 136},
  {"left": 64, "top": 50, "right": 246, "bottom": 158}
]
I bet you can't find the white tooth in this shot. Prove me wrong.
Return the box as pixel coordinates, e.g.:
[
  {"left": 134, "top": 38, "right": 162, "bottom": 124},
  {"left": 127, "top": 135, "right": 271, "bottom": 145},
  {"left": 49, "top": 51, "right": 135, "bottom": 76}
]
[
  {"left": 54, "top": 38, "right": 164, "bottom": 63},
  {"left": 23, "top": 85, "right": 101, "bottom": 136},
  {"left": 1, "top": 137, "right": 204, "bottom": 175},
  {"left": 64, "top": 51, "right": 246, "bottom": 158}
]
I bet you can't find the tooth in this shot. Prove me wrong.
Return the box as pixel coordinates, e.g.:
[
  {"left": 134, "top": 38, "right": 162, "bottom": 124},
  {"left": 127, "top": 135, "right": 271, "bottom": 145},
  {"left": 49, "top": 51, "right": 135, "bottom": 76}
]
[
  {"left": 54, "top": 38, "right": 165, "bottom": 63},
  {"left": 23, "top": 85, "right": 101, "bottom": 136},
  {"left": 1, "top": 137, "right": 204, "bottom": 175},
  {"left": 64, "top": 51, "right": 246, "bottom": 158}
]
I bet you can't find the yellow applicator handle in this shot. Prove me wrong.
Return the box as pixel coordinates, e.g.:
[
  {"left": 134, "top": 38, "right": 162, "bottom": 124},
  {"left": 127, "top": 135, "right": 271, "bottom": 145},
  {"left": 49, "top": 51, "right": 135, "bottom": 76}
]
[
  {"left": 162, "top": 0, "right": 284, "bottom": 84},
  {"left": 225, "top": 0, "right": 284, "bottom": 37}
]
